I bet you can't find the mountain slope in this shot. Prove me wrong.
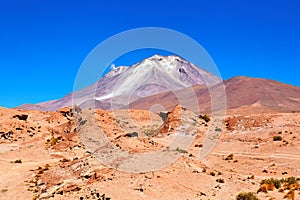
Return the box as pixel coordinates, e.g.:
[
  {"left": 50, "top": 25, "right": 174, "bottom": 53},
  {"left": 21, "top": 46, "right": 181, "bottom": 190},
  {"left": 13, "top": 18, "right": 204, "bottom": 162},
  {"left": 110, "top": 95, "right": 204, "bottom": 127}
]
[{"left": 128, "top": 76, "right": 300, "bottom": 113}]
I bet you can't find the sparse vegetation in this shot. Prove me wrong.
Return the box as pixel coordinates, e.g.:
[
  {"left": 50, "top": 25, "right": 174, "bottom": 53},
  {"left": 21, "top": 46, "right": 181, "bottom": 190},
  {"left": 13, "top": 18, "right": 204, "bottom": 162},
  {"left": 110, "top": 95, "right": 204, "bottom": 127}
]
[
  {"left": 258, "top": 176, "right": 300, "bottom": 195},
  {"left": 175, "top": 147, "right": 188, "bottom": 154},
  {"left": 248, "top": 175, "right": 255, "bottom": 180},
  {"left": 261, "top": 178, "right": 282, "bottom": 189},
  {"left": 284, "top": 176, "right": 297, "bottom": 185},
  {"left": 273, "top": 135, "right": 282, "bottom": 141},
  {"left": 36, "top": 164, "right": 50, "bottom": 175},
  {"left": 210, "top": 172, "right": 216, "bottom": 176},
  {"left": 194, "top": 144, "right": 203, "bottom": 148},
  {"left": 282, "top": 140, "right": 289, "bottom": 145},
  {"left": 199, "top": 114, "right": 210, "bottom": 123},
  {"left": 46, "top": 135, "right": 63, "bottom": 148},
  {"left": 144, "top": 130, "right": 154, "bottom": 137},
  {"left": 236, "top": 192, "right": 259, "bottom": 200},
  {"left": 59, "top": 158, "right": 71, "bottom": 163},
  {"left": 215, "top": 127, "right": 222, "bottom": 132},
  {"left": 216, "top": 178, "right": 225, "bottom": 183},
  {"left": 12, "top": 159, "right": 22, "bottom": 163},
  {"left": 225, "top": 154, "right": 234, "bottom": 161}
]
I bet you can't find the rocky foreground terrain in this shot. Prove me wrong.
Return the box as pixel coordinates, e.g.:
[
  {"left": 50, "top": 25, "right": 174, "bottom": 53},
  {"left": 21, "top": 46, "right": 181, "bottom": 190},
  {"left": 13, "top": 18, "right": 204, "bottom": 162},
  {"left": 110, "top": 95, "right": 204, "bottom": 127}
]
[{"left": 0, "top": 106, "right": 299, "bottom": 200}]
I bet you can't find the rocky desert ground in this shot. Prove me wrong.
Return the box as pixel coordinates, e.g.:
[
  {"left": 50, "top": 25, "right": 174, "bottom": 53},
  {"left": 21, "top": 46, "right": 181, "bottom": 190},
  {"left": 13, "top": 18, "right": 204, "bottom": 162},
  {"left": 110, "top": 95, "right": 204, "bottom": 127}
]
[{"left": 0, "top": 106, "right": 299, "bottom": 200}]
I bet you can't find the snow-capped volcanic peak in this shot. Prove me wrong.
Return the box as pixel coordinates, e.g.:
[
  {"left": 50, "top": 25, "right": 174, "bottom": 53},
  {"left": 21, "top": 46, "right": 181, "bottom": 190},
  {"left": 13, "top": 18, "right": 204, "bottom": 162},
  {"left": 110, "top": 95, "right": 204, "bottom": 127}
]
[
  {"left": 149, "top": 54, "right": 187, "bottom": 63},
  {"left": 131, "top": 54, "right": 220, "bottom": 85},
  {"left": 92, "top": 54, "right": 221, "bottom": 102},
  {"left": 18, "top": 54, "right": 221, "bottom": 111},
  {"left": 144, "top": 54, "right": 188, "bottom": 71}
]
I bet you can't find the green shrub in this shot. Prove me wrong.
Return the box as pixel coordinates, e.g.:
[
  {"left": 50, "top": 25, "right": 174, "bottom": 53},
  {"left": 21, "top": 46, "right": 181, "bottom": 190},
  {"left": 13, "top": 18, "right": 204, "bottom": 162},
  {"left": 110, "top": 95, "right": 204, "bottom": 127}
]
[
  {"left": 283, "top": 176, "right": 297, "bottom": 185},
  {"left": 260, "top": 177, "right": 298, "bottom": 189},
  {"left": 260, "top": 178, "right": 282, "bottom": 189},
  {"left": 236, "top": 192, "right": 259, "bottom": 200}
]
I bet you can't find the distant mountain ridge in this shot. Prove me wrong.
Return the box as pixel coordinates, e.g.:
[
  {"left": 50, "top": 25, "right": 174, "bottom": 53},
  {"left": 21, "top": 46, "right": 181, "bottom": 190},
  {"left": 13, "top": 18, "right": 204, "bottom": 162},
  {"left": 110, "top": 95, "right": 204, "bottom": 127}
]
[
  {"left": 16, "top": 55, "right": 300, "bottom": 113},
  {"left": 129, "top": 76, "right": 300, "bottom": 113},
  {"left": 17, "top": 55, "right": 221, "bottom": 111}
]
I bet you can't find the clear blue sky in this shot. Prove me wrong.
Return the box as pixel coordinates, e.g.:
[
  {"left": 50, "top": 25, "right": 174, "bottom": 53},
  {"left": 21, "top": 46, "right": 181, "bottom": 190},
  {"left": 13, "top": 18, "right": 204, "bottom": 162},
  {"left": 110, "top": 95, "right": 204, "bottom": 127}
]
[{"left": 0, "top": 0, "right": 299, "bottom": 108}]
